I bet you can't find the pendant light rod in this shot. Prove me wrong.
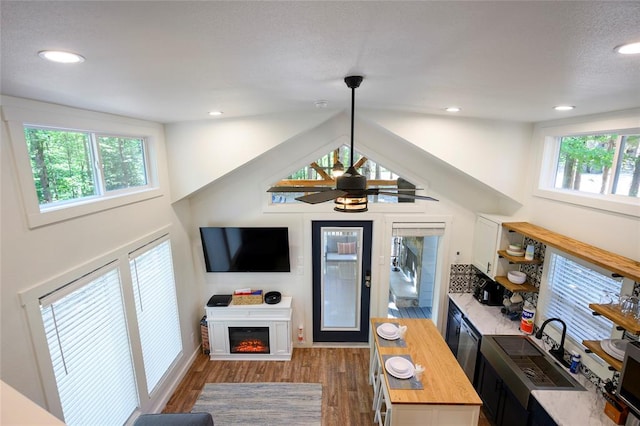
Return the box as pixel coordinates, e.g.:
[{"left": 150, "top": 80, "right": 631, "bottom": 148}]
[{"left": 344, "top": 76, "right": 363, "bottom": 167}]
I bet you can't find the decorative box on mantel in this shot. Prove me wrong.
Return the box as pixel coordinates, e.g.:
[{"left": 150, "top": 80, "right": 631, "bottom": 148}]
[{"left": 205, "top": 296, "right": 292, "bottom": 361}]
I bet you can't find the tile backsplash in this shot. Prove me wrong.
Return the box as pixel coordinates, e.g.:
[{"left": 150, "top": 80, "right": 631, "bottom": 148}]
[{"left": 448, "top": 264, "right": 474, "bottom": 293}]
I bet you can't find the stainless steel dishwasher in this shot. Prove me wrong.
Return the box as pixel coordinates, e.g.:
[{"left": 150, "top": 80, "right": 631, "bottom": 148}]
[{"left": 456, "top": 317, "right": 481, "bottom": 383}]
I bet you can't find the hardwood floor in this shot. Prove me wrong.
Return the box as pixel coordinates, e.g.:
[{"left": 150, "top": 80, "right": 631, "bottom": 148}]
[
  {"left": 163, "top": 348, "right": 372, "bottom": 425},
  {"left": 163, "top": 347, "right": 492, "bottom": 426}
]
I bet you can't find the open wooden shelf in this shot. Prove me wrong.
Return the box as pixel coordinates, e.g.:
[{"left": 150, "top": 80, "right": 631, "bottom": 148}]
[
  {"left": 497, "top": 250, "right": 543, "bottom": 265},
  {"left": 582, "top": 340, "right": 623, "bottom": 371},
  {"left": 502, "top": 222, "right": 640, "bottom": 283},
  {"left": 589, "top": 303, "right": 640, "bottom": 335},
  {"left": 495, "top": 276, "right": 538, "bottom": 293}
]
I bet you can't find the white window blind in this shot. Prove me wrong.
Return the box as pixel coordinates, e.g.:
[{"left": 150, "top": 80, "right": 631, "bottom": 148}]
[
  {"left": 130, "top": 239, "right": 182, "bottom": 394},
  {"left": 392, "top": 223, "right": 445, "bottom": 237},
  {"left": 40, "top": 266, "right": 138, "bottom": 426},
  {"left": 540, "top": 251, "right": 621, "bottom": 343}
]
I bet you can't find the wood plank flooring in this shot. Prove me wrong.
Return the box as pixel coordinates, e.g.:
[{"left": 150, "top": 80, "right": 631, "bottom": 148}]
[
  {"left": 163, "top": 348, "right": 373, "bottom": 425},
  {"left": 163, "top": 347, "right": 492, "bottom": 425}
]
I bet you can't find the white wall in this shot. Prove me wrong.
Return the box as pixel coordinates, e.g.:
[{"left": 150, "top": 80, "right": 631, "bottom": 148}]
[
  {"left": 172, "top": 110, "right": 534, "bottom": 342},
  {"left": 361, "top": 109, "right": 534, "bottom": 203},
  {"left": 0, "top": 99, "right": 201, "bottom": 415},
  {"left": 164, "top": 110, "right": 339, "bottom": 202}
]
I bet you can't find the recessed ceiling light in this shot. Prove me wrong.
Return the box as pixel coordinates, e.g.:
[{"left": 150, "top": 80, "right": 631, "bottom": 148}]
[
  {"left": 315, "top": 100, "right": 328, "bottom": 108},
  {"left": 614, "top": 41, "right": 640, "bottom": 55},
  {"left": 38, "top": 50, "right": 85, "bottom": 64},
  {"left": 445, "top": 106, "right": 461, "bottom": 112},
  {"left": 208, "top": 111, "right": 223, "bottom": 116},
  {"left": 554, "top": 105, "right": 575, "bottom": 111}
]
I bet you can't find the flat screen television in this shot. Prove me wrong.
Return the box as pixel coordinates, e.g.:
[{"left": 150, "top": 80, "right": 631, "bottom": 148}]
[{"left": 200, "top": 227, "right": 291, "bottom": 272}]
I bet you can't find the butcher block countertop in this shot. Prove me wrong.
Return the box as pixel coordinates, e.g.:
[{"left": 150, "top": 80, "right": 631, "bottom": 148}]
[{"left": 371, "top": 317, "right": 482, "bottom": 406}]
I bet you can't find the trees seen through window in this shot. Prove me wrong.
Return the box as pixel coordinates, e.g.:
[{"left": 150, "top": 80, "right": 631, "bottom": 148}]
[{"left": 555, "top": 134, "right": 640, "bottom": 197}]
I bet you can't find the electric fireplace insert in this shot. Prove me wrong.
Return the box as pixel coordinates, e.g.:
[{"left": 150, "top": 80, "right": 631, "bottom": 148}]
[{"left": 229, "top": 327, "right": 270, "bottom": 354}]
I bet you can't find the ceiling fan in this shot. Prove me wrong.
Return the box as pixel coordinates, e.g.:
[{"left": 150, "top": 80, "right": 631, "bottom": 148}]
[{"left": 268, "top": 76, "right": 438, "bottom": 212}]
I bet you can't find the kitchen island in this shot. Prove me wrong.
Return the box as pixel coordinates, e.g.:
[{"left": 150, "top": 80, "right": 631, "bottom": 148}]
[{"left": 370, "top": 317, "right": 482, "bottom": 425}]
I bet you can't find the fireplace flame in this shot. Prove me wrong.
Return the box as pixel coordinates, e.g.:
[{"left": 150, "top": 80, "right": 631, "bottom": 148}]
[{"left": 233, "top": 339, "right": 269, "bottom": 353}]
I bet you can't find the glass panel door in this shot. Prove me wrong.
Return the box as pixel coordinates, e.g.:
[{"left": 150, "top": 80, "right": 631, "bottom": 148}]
[
  {"left": 312, "top": 220, "right": 372, "bottom": 342},
  {"left": 321, "top": 227, "right": 362, "bottom": 330}
]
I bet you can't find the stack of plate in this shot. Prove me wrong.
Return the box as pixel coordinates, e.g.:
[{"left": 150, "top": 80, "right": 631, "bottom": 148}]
[
  {"left": 377, "top": 323, "right": 399, "bottom": 340},
  {"left": 506, "top": 248, "right": 525, "bottom": 257},
  {"left": 601, "top": 339, "right": 628, "bottom": 361},
  {"left": 385, "top": 356, "right": 415, "bottom": 379}
]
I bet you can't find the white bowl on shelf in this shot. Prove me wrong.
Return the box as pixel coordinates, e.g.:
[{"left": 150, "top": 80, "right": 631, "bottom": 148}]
[{"left": 507, "top": 271, "right": 527, "bottom": 284}]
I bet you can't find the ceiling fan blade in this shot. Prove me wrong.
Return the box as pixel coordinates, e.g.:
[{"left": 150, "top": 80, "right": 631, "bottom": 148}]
[
  {"left": 373, "top": 190, "right": 439, "bottom": 202},
  {"left": 295, "top": 189, "right": 347, "bottom": 204},
  {"left": 267, "top": 186, "right": 334, "bottom": 193}
]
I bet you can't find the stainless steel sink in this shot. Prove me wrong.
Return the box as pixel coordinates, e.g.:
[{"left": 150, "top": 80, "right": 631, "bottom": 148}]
[{"left": 481, "top": 335, "right": 585, "bottom": 407}]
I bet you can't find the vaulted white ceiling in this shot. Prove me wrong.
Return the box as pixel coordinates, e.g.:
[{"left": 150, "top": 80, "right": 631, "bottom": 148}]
[{"left": 1, "top": 1, "right": 639, "bottom": 124}]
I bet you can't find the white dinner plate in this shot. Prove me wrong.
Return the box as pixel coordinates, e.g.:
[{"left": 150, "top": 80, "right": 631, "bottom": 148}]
[
  {"left": 506, "top": 249, "right": 525, "bottom": 257},
  {"left": 379, "top": 323, "right": 397, "bottom": 334},
  {"left": 385, "top": 357, "right": 415, "bottom": 379},
  {"left": 604, "top": 339, "right": 625, "bottom": 356},
  {"left": 377, "top": 324, "right": 399, "bottom": 340},
  {"left": 601, "top": 339, "right": 626, "bottom": 361},
  {"left": 610, "top": 339, "right": 629, "bottom": 353}
]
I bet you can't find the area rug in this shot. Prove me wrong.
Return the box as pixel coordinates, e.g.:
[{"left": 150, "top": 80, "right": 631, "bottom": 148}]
[{"left": 191, "top": 382, "right": 322, "bottom": 425}]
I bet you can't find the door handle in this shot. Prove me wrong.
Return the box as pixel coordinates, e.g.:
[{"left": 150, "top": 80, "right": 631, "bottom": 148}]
[{"left": 364, "top": 270, "right": 371, "bottom": 288}]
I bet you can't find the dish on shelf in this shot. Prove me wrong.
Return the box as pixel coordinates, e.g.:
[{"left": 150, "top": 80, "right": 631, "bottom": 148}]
[
  {"left": 385, "top": 356, "right": 415, "bottom": 379},
  {"left": 507, "top": 271, "right": 527, "bottom": 284},
  {"left": 601, "top": 339, "right": 628, "bottom": 361},
  {"left": 377, "top": 324, "right": 399, "bottom": 340},
  {"left": 506, "top": 249, "right": 525, "bottom": 257}
]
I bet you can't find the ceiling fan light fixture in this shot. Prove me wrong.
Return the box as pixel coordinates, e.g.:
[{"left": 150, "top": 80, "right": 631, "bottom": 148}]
[
  {"left": 334, "top": 165, "right": 368, "bottom": 212},
  {"left": 267, "top": 75, "right": 438, "bottom": 207},
  {"left": 334, "top": 195, "right": 368, "bottom": 212}
]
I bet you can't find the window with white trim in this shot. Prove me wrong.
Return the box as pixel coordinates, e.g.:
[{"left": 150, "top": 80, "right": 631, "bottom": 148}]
[
  {"left": 40, "top": 265, "right": 139, "bottom": 426},
  {"left": 31, "top": 235, "right": 182, "bottom": 424},
  {"left": 24, "top": 125, "right": 150, "bottom": 210},
  {"left": 549, "top": 133, "right": 639, "bottom": 198},
  {"left": 537, "top": 248, "right": 628, "bottom": 344},
  {"left": 130, "top": 239, "right": 182, "bottom": 394},
  {"left": 536, "top": 129, "right": 640, "bottom": 217}
]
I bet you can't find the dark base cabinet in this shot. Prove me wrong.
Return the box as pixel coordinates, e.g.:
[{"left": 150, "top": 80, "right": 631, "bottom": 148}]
[
  {"left": 446, "top": 299, "right": 462, "bottom": 356},
  {"left": 477, "top": 354, "right": 529, "bottom": 426},
  {"left": 528, "top": 396, "right": 558, "bottom": 426}
]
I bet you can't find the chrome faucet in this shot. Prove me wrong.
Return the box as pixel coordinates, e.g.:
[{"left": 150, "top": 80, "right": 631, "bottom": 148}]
[{"left": 535, "top": 317, "right": 571, "bottom": 368}]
